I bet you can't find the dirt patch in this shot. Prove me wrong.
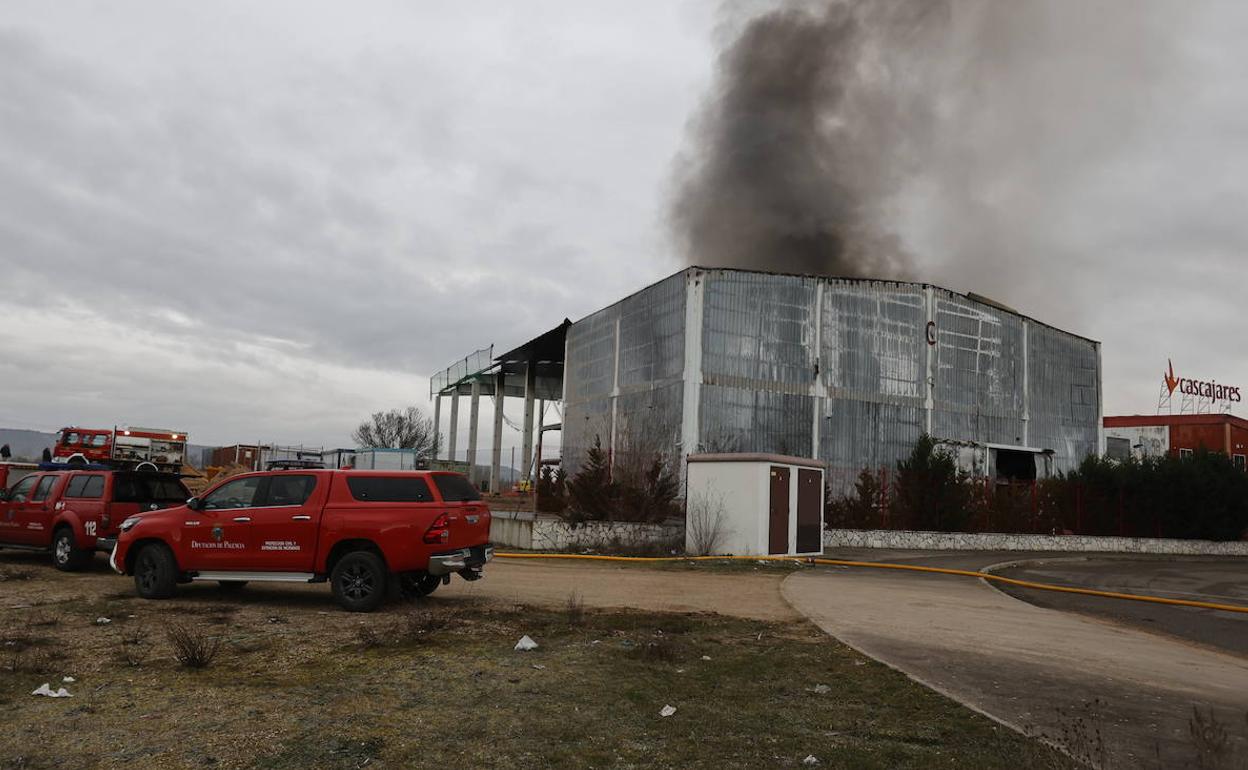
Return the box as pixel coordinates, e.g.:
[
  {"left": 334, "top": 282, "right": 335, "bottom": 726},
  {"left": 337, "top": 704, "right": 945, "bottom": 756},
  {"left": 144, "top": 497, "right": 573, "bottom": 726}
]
[
  {"left": 0, "top": 553, "right": 1072, "bottom": 769},
  {"left": 441, "top": 557, "right": 803, "bottom": 621}
]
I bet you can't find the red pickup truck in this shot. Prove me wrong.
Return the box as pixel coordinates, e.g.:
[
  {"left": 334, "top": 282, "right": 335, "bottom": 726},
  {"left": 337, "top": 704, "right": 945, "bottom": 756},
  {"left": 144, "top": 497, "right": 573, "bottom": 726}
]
[
  {"left": 0, "top": 468, "right": 190, "bottom": 570},
  {"left": 112, "top": 468, "right": 493, "bottom": 612}
]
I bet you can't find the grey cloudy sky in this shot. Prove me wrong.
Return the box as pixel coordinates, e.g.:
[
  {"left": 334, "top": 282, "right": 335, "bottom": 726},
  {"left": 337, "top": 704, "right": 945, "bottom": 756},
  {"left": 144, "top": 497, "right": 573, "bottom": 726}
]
[{"left": 1, "top": 1, "right": 1246, "bottom": 451}]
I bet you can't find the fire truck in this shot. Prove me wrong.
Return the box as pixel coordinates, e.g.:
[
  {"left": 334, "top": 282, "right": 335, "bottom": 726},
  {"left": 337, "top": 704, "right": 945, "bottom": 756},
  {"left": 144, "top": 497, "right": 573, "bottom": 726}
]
[{"left": 53, "top": 426, "right": 188, "bottom": 473}]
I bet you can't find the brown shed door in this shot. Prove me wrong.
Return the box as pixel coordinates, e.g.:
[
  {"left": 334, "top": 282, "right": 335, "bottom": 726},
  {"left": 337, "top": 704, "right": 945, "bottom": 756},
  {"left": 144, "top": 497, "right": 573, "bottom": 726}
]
[
  {"left": 768, "top": 466, "right": 790, "bottom": 554},
  {"left": 796, "top": 468, "right": 822, "bottom": 553}
]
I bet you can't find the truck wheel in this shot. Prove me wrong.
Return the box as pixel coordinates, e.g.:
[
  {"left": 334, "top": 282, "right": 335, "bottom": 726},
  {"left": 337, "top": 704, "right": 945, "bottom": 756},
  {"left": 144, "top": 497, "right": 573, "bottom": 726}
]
[
  {"left": 330, "top": 551, "right": 387, "bottom": 613},
  {"left": 217, "top": 580, "right": 248, "bottom": 593},
  {"left": 397, "top": 572, "right": 442, "bottom": 599},
  {"left": 133, "top": 543, "right": 178, "bottom": 600},
  {"left": 52, "top": 527, "right": 91, "bottom": 572}
]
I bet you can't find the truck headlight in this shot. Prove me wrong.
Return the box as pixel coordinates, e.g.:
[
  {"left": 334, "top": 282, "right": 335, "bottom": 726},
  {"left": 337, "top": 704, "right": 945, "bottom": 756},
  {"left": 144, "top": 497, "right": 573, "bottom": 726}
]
[{"left": 119, "top": 516, "right": 141, "bottom": 532}]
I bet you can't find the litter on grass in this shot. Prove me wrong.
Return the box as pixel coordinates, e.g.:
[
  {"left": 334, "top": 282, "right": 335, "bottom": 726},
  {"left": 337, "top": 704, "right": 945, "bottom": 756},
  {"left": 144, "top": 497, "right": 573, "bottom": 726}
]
[
  {"left": 94, "top": 617, "right": 111, "bottom": 625},
  {"left": 62, "top": 676, "right": 75, "bottom": 683},
  {"left": 812, "top": 684, "right": 830, "bottom": 695},
  {"left": 701, "top": 655, "right": 711, "bottom": 661},
  {"left": 514, "top": 635, "right": 538, "bottom": 652},
  {"left": 659, "top": 705, "right": 677, "bottom": 717},
  {"left": 31, "top": 683, "right": 71, "bottom": 698},
  {"left": 803, "top": 755, "right": 820, "bottom": 765}
]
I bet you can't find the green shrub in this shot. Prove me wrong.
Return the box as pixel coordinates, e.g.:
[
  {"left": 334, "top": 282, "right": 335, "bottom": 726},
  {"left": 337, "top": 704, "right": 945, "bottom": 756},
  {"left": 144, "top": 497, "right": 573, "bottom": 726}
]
[
  {"left": 890, "top": 434, "right": 973, "bottom": 532},
  {"left": 826, "top": 436, "right": 1248, "bottom": 541}
]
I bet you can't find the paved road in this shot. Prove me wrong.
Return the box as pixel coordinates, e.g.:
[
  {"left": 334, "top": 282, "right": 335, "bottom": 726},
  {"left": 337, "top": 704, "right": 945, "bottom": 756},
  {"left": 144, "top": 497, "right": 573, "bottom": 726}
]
[
  {"left": 784, "top": 551, "right": 1248, "bottom": 767},
  {"left": 990, "top": 557, "right": 1248, "bottom": 658}
]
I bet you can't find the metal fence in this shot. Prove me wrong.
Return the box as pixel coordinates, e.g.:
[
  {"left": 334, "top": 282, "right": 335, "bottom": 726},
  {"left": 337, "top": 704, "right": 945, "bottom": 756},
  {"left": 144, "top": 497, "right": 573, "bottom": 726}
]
[{"left": 430, "top": 346, "right": 494, "bottom": 397}]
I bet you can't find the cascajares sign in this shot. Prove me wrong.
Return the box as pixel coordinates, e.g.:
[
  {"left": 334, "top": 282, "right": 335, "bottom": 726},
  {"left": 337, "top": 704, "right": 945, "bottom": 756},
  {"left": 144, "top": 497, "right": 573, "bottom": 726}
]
[{"left": 1164, "top": 360, "right": 1242, "bottom": 403}]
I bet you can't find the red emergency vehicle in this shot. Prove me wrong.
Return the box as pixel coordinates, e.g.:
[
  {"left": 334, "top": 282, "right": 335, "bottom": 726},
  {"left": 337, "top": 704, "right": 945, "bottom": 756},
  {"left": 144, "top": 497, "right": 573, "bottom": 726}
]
[
  {"left": 0, "top": 468, "right": 190, "bottom": 570},
  {"left": 53, "top": 426, "right": 188, "bottom": 472},
  {"left": 112, "top": 468, "right": 493, "bottom": 612}
]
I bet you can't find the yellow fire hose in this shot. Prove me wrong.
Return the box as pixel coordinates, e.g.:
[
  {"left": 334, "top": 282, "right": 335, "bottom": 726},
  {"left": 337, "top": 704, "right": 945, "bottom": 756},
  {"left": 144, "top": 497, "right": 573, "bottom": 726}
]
[{"left": 494, "top": 552, "right": 1248, "bottom": 616}]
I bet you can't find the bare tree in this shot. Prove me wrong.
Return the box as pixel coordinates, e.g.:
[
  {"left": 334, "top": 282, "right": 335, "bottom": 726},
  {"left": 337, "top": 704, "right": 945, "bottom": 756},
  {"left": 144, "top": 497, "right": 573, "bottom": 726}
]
[
  {"left": 352, "top": 407, "right": 439, "bottom": 458},
  {"left": 686, "top": 490, "right": 729, "bottom": 556}
]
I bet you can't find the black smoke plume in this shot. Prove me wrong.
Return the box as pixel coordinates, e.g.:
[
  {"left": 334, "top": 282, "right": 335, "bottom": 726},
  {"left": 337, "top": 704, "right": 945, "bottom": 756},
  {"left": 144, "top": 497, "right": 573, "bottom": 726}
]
[{"left": 672, "top": 1, "right": 1184, "bottom": 292}]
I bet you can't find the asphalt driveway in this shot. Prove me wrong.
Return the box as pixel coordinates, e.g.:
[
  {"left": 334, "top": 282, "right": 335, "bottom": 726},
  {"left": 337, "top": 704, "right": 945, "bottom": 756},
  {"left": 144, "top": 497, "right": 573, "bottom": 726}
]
[
  {"left": 990, "top": 556, "right": 1248, "bottom": 657},
  {"left": 783, "top": 550, "right": 1248, "bottom": 767}
]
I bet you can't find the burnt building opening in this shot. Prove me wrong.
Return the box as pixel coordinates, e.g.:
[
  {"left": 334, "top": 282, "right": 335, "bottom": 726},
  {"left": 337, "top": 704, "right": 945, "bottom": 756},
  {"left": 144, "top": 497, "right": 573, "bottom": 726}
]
[{"left": 993, "top": 448, "right": 1038, "bottom": 483}]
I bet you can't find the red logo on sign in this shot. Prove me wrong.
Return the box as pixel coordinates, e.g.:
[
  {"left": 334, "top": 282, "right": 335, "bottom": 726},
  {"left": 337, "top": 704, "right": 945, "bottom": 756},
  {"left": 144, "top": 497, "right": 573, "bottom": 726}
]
[{"left": 1164, "top": 359, "right": 1179, "bottom": 395}]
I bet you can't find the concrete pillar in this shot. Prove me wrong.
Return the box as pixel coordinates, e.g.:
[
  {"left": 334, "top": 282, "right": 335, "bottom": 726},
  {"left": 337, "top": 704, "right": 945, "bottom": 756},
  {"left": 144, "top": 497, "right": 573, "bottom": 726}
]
[
  {"left": 467, "top": 379, "right": 480, "bottom": 484},
  {"left": 535, "top": 399, "right": 545, "bottom": 480},
  {"left": 448, "top": 391, "right": 460, "bottom": 462},
  {"left": 490, "top": 371, "right": 505, "bottom": 493},
  {"left": 521, "top": 361, "right": 536, "bottom": 480},
  {"left": 432, "top": 394, "right": 442, "bottom": 461}
]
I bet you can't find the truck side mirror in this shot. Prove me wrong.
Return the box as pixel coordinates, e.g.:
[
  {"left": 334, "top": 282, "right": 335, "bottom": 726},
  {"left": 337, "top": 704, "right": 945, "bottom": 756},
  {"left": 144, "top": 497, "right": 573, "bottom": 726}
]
[{"left": 186, "top": 497, "right": 202, "bottom": 511}]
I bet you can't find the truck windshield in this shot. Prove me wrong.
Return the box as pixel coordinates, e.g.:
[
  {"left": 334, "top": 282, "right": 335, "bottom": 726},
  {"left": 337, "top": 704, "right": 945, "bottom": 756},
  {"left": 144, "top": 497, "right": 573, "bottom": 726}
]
[{"left": 112, "top": 473, "right": 190, "bottom": 505}]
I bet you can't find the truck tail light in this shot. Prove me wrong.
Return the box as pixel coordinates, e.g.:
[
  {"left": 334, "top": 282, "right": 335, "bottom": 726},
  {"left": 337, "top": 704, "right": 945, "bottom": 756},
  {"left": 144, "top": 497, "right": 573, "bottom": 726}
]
[{"left": 423, "top": 513, "right": 450, "bottom": 545}]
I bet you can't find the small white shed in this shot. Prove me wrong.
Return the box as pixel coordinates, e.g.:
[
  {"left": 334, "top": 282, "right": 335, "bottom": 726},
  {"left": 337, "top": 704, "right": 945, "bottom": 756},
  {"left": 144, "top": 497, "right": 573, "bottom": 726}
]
[{"left": 685, "top": 453, "right": 825, "bottom": 557}]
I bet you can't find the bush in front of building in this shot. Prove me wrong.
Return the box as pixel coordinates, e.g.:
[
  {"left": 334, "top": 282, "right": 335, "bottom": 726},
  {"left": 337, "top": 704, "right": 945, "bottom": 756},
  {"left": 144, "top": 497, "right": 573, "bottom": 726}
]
[
  {"left": 1057, "top": 450, "right": 1248, "bottom": 541},
  {"left": 561, "top": 435, "right": 681, "bottom": 525},
  {"left": 825, "top": 468, "right": 888, "bottom": 530},
  {"left": 826, "top": 439, "right": 1248, "bottom": 541},
  {"left": 536, "top": 465, "right": 568, "bottom": 514},
  {"left": 890, "top": 434, "right": 975, "bottom": 533}
]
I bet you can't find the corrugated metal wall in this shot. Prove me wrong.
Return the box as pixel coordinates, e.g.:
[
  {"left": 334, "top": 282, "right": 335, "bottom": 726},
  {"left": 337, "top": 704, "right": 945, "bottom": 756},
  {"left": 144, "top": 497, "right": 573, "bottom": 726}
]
[
  {"left": 561, "top": 268, "right": 1101, "bottom": 489},
  {"left": 820, "top": 281, "right": 928, "bottom": 491},
  {"left": 930, "top": 290, "right": 1027, "bottom": 448},
  {"left": 1026, "top": 321, "right": 1101, "bottom": 466},
  {"left": 562, "top": 273, "right": 686, "bottom": 472},
  {"left": 700, "top": 271, "right": 817, "bottom": 454}
]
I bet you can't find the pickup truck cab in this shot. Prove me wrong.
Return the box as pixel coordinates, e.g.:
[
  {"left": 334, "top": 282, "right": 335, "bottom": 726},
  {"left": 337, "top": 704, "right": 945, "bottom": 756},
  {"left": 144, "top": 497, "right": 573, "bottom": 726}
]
[
  {"left": 112, "top": 468, "right": 493, "bottom": 612},
  {"left": 0, "top": 468, "right": 190, "bottom": 570}
]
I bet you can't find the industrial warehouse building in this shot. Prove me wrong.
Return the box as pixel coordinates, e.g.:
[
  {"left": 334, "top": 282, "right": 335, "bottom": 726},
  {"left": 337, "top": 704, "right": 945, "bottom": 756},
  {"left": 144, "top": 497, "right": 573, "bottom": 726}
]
[
  {"left": 433, "top": 267, "right": 1103, "bottom": 492},
  {"left": 560, "top": 267, "right": 1102, "bottom": 490}
]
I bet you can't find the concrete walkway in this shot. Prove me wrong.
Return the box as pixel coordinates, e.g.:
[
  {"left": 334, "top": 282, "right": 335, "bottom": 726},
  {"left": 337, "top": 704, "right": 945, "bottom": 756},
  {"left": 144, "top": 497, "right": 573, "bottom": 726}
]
[{"left": 782, "top": 561, "right": 1248, "bottom": 766}]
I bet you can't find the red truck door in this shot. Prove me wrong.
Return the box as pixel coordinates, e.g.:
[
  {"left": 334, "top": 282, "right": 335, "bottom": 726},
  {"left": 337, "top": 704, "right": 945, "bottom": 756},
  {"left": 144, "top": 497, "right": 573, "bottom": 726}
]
[
  {"left": 0, "top": 475, "right": 39, "bottom": 544},
  {"left": 61, "top": 473, "right": 108, "bottom": 547},
  {"left": 18, "top": 475, "right": 61, "bottom": 546},
  {"left": 246, "top": 473, "right": 323, "bottom": 572},
  {"left": 182, "top": 475, "right": 262, "bottom": 570}
]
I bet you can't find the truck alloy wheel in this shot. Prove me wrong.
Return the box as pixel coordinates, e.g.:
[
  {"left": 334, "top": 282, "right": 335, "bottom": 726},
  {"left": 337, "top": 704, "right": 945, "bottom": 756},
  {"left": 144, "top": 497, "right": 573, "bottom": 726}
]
[
  {"left": 134, "top": 543, "right": 178, "bottom": 599},
  {"left": 330, "top": 551, "right": 387, "bottom": 612},
  {"left": 52, "top": 528, "right": 90, "bottom": 572}
]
